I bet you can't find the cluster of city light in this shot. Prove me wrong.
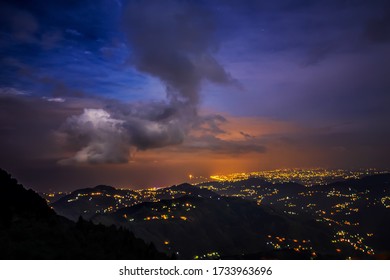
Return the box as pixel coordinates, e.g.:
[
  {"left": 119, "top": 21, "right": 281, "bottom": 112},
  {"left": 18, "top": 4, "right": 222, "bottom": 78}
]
[
  {"left": 209, "top": 168, "right": 386, "bottom": 186},
  {"left": 327, "top": 190, "right": 360, "bottom": 201},
  {"left": 133, "top": 188, "right": 161, "bottom": 202},
  {"left": 41, "top": 191, "right": 68, "bottom": 204},
  {"left": 266, "top": 235, "right": 316, "bottom": 256},
  {"left": 62, "top": 189, "right": 140, "bottom": 215},
  {"left": 332, "top": 230, "right": 375, "bottom": 255},
  {"left": 122, "top": 201, "right": 196, "bottom": 223},
  {"left": 199, "top": 185, "right": 219, "bottom": 192},
  {"left": 141, "top": 215, "right": 188, "bottom": 221},
  {"left": 152, "top": 202, "right": 197, "bottom": 213},
  {"left": 194, "top": 252, "right": 220, "bottom": 260}
]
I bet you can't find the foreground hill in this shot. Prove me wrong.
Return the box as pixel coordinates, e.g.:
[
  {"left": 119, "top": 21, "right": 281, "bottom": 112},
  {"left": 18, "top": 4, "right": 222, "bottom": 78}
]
[
  {"left": 51, "top": 183, "right": 219, "bottom": 221},
  {"left": 92, "top": 195, "right": 334, "bottom": 259},
  {"left": 51, "top": 185, "right": 139, "bottom": 221},
  {"left": 0, "top": 169, "right": 168, "bottom": 259}
]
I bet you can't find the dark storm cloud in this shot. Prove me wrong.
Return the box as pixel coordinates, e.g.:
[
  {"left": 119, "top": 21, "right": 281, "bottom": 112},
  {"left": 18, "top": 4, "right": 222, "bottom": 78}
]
[
  {"left": 60, "top": 100, "right": 248, "bottom": 164},
  {"left": 0, "top": 90, "right": 128, "bottom": 191},
  {"left": 16, "top": 0, "right": 390, "bottom": 165},
  {"left": 123, "top": 0, "right": 235, "bottom": 107},
  {"left": 59, "top": 108, "right": 130, "bottom": 164},
  {"left": 60, "top": 0, "right": 240, "bottom": 164}
]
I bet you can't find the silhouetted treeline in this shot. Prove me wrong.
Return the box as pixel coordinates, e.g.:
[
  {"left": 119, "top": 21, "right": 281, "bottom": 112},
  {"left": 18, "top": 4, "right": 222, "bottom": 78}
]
[{"left": 0, "top": 168, "right": 170, "bottom": 259}]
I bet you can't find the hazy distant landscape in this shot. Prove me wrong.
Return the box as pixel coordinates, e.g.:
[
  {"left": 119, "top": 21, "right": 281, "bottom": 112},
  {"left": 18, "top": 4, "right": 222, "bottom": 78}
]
[
  {"left": 1, "top": 167, "right": 389, "bottom": 260},
  {"left": 35, "top": 168, "right": 390, "bottom": 259}
]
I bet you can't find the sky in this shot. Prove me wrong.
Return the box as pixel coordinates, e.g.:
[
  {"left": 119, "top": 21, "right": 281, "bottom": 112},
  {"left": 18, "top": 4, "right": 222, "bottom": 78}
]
[{"left": 1, "top": 0, "right": 390, "bottom": 191}]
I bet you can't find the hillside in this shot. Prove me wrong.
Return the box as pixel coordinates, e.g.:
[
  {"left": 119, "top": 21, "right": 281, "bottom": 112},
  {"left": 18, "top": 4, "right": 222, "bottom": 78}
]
[
  {"left": 92, "top": 195, "right": 333, "bottom": 259},
  {"left": 51, "top": 182, "right": 219, "bottom": 221},
  {"left": 0, "top": 168, "right": 168, "bottom": 260}
]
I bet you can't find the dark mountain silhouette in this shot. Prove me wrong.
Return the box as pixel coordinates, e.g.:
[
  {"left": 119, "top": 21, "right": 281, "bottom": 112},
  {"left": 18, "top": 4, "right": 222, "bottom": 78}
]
[
  {"left": 92, "top": 195, "right": 333, "bottom": 259},
  {"left": 51, "top": 182, "right": 219, "bottom": 221},
  {"left": 0, "top": 168, "right": 168, "bottom": 260},
  {"left": 198, "top": 178, "right": 307, "bottom": 201},
  {"left": 93, "top": 185, "right": 117, "bottom": 192},
  {"left": 155, "top": 183, "right": 219, "bottom": 200},
  {"left": 51, "top": 185, "right": 139, "bottom": 221}
]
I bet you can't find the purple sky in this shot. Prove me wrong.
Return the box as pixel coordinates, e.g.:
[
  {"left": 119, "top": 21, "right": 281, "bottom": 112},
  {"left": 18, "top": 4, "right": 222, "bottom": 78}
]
[{"left": 1, "top": 0, "right": 390, "bottom": 191}]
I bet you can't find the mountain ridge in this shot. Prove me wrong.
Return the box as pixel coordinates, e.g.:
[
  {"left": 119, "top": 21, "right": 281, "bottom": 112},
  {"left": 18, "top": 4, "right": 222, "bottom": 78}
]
[{"left": 0, "top": 168, "right": 169, "bottom": 260}]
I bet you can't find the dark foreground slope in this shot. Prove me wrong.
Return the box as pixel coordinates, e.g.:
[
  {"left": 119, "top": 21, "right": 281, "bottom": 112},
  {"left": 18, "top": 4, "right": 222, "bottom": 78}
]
[
  {"left": 92, "top": 195, "right": 333, "bottom": 259},
  {"left": 0, "top": 169, "right": 168, "bottom": 260}
]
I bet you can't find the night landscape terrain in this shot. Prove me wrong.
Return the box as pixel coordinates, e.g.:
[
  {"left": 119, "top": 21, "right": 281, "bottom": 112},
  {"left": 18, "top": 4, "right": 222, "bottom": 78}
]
[
  {"left": 1, "top": 0, "right": 390, "bottom": 260},
  {"left": 0, "top": 168, "right": 168, "bottom": 259},
  {"left": 1, "top": 167, "right": 389, "bottom": 259},
  {"left": 50, "top": 169, "right": 390, "bottom": 259}
]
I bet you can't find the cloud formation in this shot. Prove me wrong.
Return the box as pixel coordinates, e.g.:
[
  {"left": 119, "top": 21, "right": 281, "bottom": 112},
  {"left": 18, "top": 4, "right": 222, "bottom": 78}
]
[
  {"left": 61, "top": 0, "right": 239, "bottom": 164},
  {"left": 60, "top": 109, "right": 129, "bottom": 164},
  {"left": 123, "top": 0, "right": 234, "bottom": 106}
]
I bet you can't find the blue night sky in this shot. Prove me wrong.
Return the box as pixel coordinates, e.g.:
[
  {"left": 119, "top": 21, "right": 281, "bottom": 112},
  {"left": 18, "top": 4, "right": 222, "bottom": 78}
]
[{"left": 1, "top": 0, "right": 390, "bottom": 191}]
